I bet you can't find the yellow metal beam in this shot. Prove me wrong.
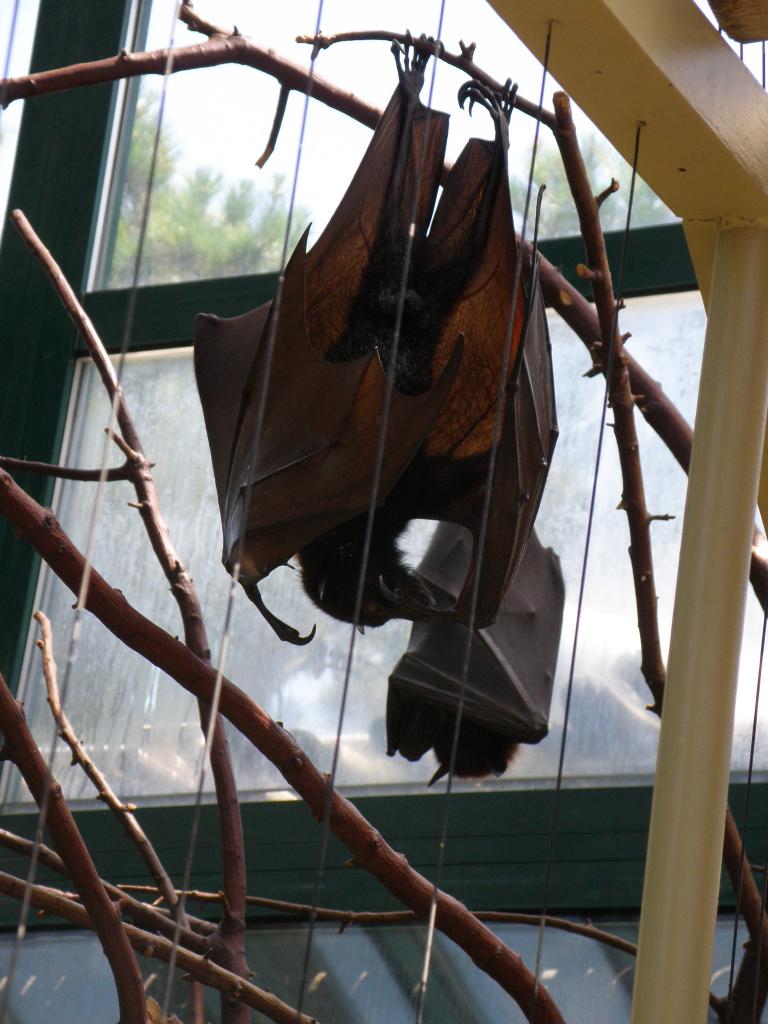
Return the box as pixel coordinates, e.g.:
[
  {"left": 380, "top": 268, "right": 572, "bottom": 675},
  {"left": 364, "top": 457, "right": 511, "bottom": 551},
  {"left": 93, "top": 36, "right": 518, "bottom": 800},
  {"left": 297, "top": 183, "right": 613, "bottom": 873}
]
[
  {"left": 630, "top": 226, "right": 768, "bottom": 1022},
  {"left": 489, "top": 0, "right": 768, "bottom": 224},
  {"left": 486, "top": 3, "right": 768, "bottom": 1020}
]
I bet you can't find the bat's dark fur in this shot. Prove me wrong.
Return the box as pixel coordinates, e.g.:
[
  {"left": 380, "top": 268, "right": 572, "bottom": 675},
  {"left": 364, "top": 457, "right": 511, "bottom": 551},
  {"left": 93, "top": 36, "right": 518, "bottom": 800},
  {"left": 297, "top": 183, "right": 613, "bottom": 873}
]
[
  {"left": 429, "top": 716, "right": 519, "bottom": 780},
  {"left": 298, "top": 54, "right": 507, "bottom": 631},
  {"left": 194, "top": 37, "right": 557, "bottom": 781}
]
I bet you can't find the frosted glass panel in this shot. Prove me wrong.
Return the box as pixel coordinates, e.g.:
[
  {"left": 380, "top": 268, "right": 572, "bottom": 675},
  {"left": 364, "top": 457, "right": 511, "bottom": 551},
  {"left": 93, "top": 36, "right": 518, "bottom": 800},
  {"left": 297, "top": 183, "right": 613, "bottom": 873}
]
[{"left": 9, "top": 289, "right": 765, "bottom": 807}]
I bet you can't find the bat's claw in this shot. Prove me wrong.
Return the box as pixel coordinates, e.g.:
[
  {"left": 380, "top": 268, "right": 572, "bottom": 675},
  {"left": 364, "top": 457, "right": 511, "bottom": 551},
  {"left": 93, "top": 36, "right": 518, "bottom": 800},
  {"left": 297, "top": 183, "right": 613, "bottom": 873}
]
[
  {"left": 392, "top": 30, "right": 435, "bottom": 97},
  {"left": 278, "top": 621, "right": 317, "bottom": 646},
  {"left": 458, "top": 78, "right": 518, "bottom": 126},
  {"left": 244, "top": 581, "right": 316, "bottom": 646},
  {"left": 500, "top": 78, "right": 519, "bottom": 119},
  {"left": 378, "top": 572, "right": 437, "bottom": 620},
  {"left": 428, "top": 763, "right": 450, "bottom": 787}
]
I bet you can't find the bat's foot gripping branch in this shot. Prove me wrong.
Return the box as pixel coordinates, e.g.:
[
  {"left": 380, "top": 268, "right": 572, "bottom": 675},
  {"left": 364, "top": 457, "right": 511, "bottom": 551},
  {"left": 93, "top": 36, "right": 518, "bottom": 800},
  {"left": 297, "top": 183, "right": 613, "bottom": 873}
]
[
  {"left": 457, "top": 77, "right": 518, "bottom": 126},
  {"left": 392, "top": 30, "right": 436, "bottom": 96}
]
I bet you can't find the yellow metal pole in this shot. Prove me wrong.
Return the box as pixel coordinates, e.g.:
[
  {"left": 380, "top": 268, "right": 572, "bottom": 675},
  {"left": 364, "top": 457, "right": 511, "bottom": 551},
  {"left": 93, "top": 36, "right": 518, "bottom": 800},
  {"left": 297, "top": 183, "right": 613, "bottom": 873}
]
[{"left": 631, "top": 226, "right": 768, "bottom": 1023}]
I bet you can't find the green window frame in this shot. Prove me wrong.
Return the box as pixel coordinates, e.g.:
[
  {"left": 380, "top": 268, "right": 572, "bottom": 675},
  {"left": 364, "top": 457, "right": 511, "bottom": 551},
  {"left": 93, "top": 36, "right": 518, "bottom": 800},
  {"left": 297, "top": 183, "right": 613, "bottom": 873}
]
[{"left": 1, "top": 0, "right": 758, "bottom": 935}]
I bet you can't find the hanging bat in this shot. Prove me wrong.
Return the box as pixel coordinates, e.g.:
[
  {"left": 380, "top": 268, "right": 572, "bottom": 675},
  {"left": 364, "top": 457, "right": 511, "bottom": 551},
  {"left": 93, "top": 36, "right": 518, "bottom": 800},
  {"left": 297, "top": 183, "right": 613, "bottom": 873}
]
[
  {"left": 387, "top": 523, "right": 564, "bottom": 781},
  {"left": 194, "top": 36, "right": 557, "bottom": 644}
]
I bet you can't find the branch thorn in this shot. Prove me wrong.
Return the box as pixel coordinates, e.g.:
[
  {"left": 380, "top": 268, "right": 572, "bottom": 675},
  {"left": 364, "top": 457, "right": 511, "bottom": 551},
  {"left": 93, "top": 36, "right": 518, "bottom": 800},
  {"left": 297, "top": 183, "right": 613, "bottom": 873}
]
[{"left": 595, "top": 178, "right": 619, "bottom": 208}]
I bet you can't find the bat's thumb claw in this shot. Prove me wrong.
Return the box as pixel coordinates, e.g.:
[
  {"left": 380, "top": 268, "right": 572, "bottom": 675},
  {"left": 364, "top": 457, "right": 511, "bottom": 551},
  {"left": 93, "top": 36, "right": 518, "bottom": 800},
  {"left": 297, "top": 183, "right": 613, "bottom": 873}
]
[
  {"left": 428, "top": 764, "right": 450, "bottom": 787},
  {"left": 245, "top": 580, "right": 316, "bottom": 646},
  {"left": 293, "top": 623, "right": 317, "bottom": 646}
]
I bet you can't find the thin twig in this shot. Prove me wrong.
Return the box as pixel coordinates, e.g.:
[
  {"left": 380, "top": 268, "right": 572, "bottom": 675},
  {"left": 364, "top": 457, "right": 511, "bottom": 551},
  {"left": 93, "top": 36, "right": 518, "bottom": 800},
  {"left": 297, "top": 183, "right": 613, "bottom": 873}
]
[
  {"left": 0, "top": 455, "right": 133, "bottom": 482},
  {"left": 0, "top": 30, "right": 381, "bottom": 140},
  {"left": 0, "top": 827, "right": 215, "bottom": 947},
  {"left": 0, "top": 872, "right": 316, "bottom": 1024},
  {"left": 120, "top": 883, "right": 637, "bottom": 956},
  {"left": 13, "top": 208, "right": 249, "bottom": 1021},
  {"left": 722, "top": 809, "right": 768, "bottom": 1018},
  {"left": 0, "top": 673, "right": 146, "bottom": 1023},
  {"left": 256, "top": 84, "right": 290, "bottom": 169},
  {"left": 178, "top": 1, "right": 235, "bottom": 39},
  {"left": 552, "top": 92, "right": 665, "bottom": 711},
  {"left": 33, "top": 611, "right": 184, "bottom": 908},
  {"left": 0, "top": 468, "right": 565, "bottom": 1024},
  {"left": 595, "top": 178, "right": 620, "bottom": 209}
]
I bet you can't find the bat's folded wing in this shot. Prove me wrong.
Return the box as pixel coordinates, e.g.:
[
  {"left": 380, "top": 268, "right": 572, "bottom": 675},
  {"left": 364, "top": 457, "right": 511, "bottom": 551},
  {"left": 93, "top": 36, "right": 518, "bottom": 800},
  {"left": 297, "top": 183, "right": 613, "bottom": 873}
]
[
  {"left": 467, "top": 265, "right": 558, "bottom": 625},
  {"left": 194, "top": 231, "right": 461, "bottom": 583},
  {"left": 387, "top": 523, "right": 564, "bottom": 764}
]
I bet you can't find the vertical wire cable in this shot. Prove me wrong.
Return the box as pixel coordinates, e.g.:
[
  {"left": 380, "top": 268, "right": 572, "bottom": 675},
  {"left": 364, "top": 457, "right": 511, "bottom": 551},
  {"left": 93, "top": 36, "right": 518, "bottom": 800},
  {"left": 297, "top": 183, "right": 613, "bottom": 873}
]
[
  {"left": 528, "top": 120, "right": 644, "bottom": 1019},
  {"left": 0, "top": 5, "right": 180, "bottom": 1020},
  {"left": 724, "top": 604, "right": 768, "bottom": 1021},
  {"left": 291, "top": 18, "right": 449, "bottom": 1023},
  {"left": 159, "top": 1, "right": 327, "bottom": 1015},
  {"left": 413, "top": 24, "right": 553, "bottom": 1024}
]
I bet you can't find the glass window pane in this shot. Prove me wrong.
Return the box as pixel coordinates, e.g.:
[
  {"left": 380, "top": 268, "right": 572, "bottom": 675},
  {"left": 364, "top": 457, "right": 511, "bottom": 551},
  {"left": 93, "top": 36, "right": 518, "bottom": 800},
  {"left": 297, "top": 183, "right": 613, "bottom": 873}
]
[
  {"left": 91, "top": 0, "right": 677, "bottom": 288},
  {"left": 0, "top": 930, "right": 187, "bottom": 1022},
  {"left": 9, "top": 289, "right": 760, "bottom": 808},
  {"left": 0, "top": 0, "right": 42, "bottom": 243},
  {"left": 0, "top": 917, "right": 752, "bottom": 1021}
]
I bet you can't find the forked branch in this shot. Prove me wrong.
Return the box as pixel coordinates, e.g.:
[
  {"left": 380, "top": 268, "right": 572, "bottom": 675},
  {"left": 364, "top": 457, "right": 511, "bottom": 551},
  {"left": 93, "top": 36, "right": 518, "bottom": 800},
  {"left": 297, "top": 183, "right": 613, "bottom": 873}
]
[
  {"left": 0, "top": 673, "right": 146, "bottom": 1024},
  {"left": 296, "top": 29, "right": 556, "bottom": 128},
  {"left": 12, "top": 207, "right": 249, "bottom": 1022},
  {"left": 0, "top": 467, "right": 565, "bottom": 1024},
  {"left": 551, "top": 91, "right": 768, "bottom": 1013},
  {"left": 0, "top": 871, "right": 316, "bottom": 1024}
]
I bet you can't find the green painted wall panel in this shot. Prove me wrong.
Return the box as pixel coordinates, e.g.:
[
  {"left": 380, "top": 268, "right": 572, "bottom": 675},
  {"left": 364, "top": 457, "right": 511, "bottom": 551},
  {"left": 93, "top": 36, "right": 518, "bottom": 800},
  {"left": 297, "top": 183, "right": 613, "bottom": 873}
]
[{"left": 1, "top": 784, "right": 762, "bottom": 928}]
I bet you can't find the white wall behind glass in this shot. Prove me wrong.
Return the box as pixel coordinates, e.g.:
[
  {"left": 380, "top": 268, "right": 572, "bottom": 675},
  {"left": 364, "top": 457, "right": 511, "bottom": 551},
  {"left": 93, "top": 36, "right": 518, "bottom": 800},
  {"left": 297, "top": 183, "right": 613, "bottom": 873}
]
[{"left": 6, "top": 289, "right": 759, "bottom": 810}]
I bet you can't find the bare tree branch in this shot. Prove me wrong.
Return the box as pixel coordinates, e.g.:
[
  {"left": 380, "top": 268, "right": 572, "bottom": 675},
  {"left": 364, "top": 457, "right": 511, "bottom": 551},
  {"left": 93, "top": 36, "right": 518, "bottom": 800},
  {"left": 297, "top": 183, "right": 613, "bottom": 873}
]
[
  {"left": 12, "top": 207, "right": 249, "bottom": 1022},
  {"left": 550, "top": 91, "right": 768, "bottom": 1014},
  {"left": 0, "top": 828, "right": 215, "bottom": 949},
  {"left": 34, "top": 611, "right": 184, "bottom": 910},
  {"left": 295, "top": 29, "right": 556, "bottom": 128},
  {"left": 122, "top": 883, "right": 638, "bottom": 955},
  {"left": 0, "top": 467, "right": 565, "bottom": 1024},
  {"left": 0, "top": 871, "right": 316, "bottom": 1024},
  {"left": 0, "top": 29, "right": 381, "bottom": 141},
  {"left": 723, "top": 808, "right": 768, "bottom": 1019},
  {"left": 256, "top": 84, "right": 290, "bottom": 169},
  {"left": 0, "top": 673, "right": 146, "bottom": 1024},
  {"left": 551, "top": 92, "right": 665, "bottom": 709},
  {"left": 0, "top": 455, "right": 133, "bottom": 482}
]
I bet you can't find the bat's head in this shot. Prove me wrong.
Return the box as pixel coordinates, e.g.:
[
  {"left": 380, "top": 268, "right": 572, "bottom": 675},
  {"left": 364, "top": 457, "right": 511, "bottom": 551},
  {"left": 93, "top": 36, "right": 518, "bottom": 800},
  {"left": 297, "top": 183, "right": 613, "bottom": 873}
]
[
  {"left": 429, "top": 718, "right": 520, "bottom": 783},
  {"left": 299, "top": 523, "right": 448, "bottom": 629},
  {"left": 303, "top": 559, "right": 442, "bottom": 629}
]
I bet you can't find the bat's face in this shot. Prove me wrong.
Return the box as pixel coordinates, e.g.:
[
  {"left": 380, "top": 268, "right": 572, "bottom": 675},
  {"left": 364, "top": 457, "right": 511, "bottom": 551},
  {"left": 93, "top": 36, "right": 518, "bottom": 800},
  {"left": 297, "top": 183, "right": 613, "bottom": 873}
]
[{"left": 302, "top": 555, "right": 440, "bottom": 629}]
